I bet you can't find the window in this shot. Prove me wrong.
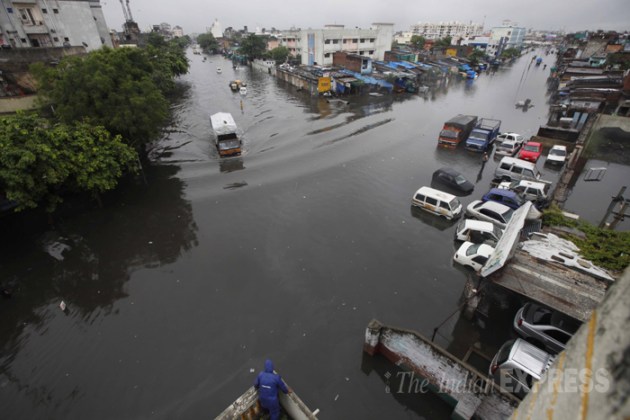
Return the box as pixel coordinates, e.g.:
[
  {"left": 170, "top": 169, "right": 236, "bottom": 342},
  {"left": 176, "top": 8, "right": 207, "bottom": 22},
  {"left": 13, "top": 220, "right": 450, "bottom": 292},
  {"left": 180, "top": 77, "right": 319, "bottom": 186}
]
[
  {"left": 523, "top": 170, "right": 535, "bottom": 178},
  {"left": 359, "top": 51, "right": 364, "bottom": 55},
  {"left": 352, "top": 38, "right": 358, "bottom": 43},
  {"left": 53, "top": 8, "right": 59, "bottom": 13},
  {"left": 439, "top": 201, "right": 450, "bottom": 210},
  {"left": 426, "top": 197, "right": 438, "bottom": 206},
  {"left": 21, "top": 38, "right": 27, "bottom": 43},
  {"left": 343, "top": 39, "right": 348, "bottom": 44},
  {"left": 414, "top": 194, "right": 426, "bottom": 202},
  {"left": 500, "top": 163, "right": 511, "bottom": 170},
  {"left": 64, "top": 37, "right": 69, "bottom": 42},
  {"left": 369, "top": 50, "right": 374, "bottom": 55},
  {"left": 53, "top": 37, "right": 59, "bottom": 42},
  {"left": 370, "top": 38, "right": 375, "bottom": 42},
  {"left": 360, "top": 38, "right": 365, "bottom": 43},
  {"left": 42, "top": 8, "right": 48, "bottom": 13},
  {"left": 325, "top": 39, "right": 331, "bottom": 44},
  {"left": 546, "top": 329, "right": 570, "bottom": 344},
  {"left": 7, "top": 7, "right": 12, "bottom": 13},
  {"left": 332, "top": 39, "right": 339, "bottom": 44},
  {"left": 324, "top": 53, "right": 330, "bottom": 58},
  {"left": 472, "top": 256, "right": 488, "bottom": 265}
]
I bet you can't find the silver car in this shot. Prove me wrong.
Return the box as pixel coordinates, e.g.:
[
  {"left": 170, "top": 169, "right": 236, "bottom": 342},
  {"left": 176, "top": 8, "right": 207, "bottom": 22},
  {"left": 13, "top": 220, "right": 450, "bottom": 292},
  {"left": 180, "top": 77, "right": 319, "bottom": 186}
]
[{"left": 513, "top": 303, "right": 582, "bottom": 354}]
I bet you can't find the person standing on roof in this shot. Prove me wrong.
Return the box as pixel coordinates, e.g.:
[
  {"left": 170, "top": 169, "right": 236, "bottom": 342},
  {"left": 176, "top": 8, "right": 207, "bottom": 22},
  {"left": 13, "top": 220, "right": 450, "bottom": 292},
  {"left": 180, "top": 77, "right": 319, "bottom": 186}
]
[{"left": 254, "top": 359, "right": 290, "bottom": 420}]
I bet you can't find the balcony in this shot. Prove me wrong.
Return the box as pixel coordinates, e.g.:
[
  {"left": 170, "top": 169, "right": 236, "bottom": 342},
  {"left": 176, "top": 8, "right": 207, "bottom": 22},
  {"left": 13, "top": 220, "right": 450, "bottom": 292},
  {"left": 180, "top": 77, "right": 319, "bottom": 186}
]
[{"left": 22, "top": 21, "right": 49, "bottom": 34}]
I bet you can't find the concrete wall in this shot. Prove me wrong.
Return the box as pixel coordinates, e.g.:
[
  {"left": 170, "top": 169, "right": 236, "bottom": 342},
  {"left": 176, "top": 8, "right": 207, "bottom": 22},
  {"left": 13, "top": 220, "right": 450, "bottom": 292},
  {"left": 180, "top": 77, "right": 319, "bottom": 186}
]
[
  {"left": 512, "top": 268, "right": 630, "bottom": 419},
  {"left": 0, "top": 95, "right": 38, "bottom": 113}
]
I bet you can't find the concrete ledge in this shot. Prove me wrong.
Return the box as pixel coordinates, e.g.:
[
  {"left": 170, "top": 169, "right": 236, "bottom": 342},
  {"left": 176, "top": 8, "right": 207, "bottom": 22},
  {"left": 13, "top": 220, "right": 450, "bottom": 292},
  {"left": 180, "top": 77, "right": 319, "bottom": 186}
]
[{"left": 0, "top": 95, "right": 38, "bottom": 114}]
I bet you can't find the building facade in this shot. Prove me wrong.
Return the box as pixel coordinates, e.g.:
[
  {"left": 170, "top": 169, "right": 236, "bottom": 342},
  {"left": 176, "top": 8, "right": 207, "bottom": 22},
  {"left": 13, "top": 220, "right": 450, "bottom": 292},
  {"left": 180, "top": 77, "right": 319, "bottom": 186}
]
[
  {"left": 488, "top": 20, "right": 526, "bottom": 57},
  {"left": 277, "top": 23, "right": 393, "bottom": 67},
  {"left": 410, "top": 21, "right": 483, "bottom": 41},
  {"left": 0, "top": 0, "right": 112, "bottom": 50},
  {"left": 209, "top": 18, "right": 222, "bottom": 39}
]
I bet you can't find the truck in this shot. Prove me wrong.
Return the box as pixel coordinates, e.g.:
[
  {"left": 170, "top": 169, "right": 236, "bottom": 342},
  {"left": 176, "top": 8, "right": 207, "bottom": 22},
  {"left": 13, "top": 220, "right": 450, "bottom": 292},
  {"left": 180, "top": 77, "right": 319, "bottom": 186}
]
[
  {"left": 210, "top": 112, "right": 242, "bottom": 157},
  {"left": 465, "top": 118, "right": 501, "bottom": 152},
  {"left": 437, "top": 114, "right": 478, "bottom": 148}
]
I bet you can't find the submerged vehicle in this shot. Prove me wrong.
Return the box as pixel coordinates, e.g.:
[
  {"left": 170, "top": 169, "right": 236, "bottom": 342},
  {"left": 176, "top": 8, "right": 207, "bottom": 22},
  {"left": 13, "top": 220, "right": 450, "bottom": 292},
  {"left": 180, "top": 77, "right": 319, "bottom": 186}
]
[
  {"left": 465, "top": 118, "right": 501, "bottom": 152},
  {"left": 437, "top": 114, "right": 478, "bottom": 147},
  {"left": 210, "top": 112, "right": 242, "bottom": 157}
]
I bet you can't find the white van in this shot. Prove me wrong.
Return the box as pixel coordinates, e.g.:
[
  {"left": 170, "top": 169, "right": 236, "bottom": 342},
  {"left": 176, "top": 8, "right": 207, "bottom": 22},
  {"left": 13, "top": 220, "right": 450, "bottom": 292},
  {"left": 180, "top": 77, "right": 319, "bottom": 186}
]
[
  {"left": 494, "top": 157, "right": 542, "bottom": 182},
  {"left": 411, "top": 186, "right": 462, "bottom": 220}
]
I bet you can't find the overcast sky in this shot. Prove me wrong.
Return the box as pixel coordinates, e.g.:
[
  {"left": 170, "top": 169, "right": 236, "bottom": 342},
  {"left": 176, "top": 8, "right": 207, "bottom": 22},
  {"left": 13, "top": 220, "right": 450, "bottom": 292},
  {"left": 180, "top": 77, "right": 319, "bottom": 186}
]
[{"left": 100, "top": 0, "right": 629, "bottom": 35}]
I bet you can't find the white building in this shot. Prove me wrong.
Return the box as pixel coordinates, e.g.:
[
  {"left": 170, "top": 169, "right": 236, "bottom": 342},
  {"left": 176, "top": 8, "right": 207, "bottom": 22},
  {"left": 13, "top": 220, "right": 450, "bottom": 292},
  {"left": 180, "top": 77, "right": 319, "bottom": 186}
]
[
  {"left": 394, "top": 31, "right": 413, "bottom": 45},
  {"left": 172, "top": 26, "right": 184, "bottom": 38},
  {"left": 278, "top": 23, "right": 394, "bottom": 66},
  {"left": 209, "top": 19, "right": 222, "bottom": 39},
  {"left": 488, "top": 20, "right": 526, "bottom": 57},
  {"left": 0, "top": 0, "right": 112, "bottom": 50},
  {"left": 410, "top": 21, "right": 483, "bottom": 41}
]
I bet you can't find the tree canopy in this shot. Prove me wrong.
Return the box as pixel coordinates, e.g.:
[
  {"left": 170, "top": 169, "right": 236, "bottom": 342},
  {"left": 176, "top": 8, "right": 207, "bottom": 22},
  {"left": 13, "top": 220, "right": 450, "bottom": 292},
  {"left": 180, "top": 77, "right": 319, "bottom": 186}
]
[
  {"left": 468, "top": 49, "right": 487, "bottom": 65},
  {"left": 0, "top": 112, "right": 138, "bottom": 212},
  {"left": 197, "top": 33, "right": 219, "bottom": 53},
  {"left": 434, "top": 36, "right": 453, "bottom": 48},
  {"left": 500, "top": 47, "right": 521, "bottom": 60},
  {"left": 31, "top": 47, "right": 176, "bottom": 148},
  {"left": 238, "top": 34, "right": 267, "bottom": 61},
  {"left": 410, "top": 35, "right": 426, "bottom": 50},
  {"left": 270, "top": 46, "right": 290, "bottom": 63}
]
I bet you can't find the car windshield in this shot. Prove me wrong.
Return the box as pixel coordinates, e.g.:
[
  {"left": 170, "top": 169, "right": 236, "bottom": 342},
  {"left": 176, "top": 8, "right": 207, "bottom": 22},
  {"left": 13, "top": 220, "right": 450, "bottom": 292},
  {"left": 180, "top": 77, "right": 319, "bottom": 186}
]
[
  {"left": 524, "top": 144, "right": 539, "bottom": 152},
  {"left": 449, "top": 198, "right": 461, "bottom": 210},
  {"left": 454, "top": 174, "right": 467, "bottom": 185},
  {"left": 440, "top": 130, "right": 458, "bottom": 139},
  {"left": 550, "top": 149, "right": 566, "bottom": 156},
  {"left": 466, "top": 243, "right": 481, "bottom": 256},
  {"left": 502, "top": 208, "right": 515, "bottom": 221}
]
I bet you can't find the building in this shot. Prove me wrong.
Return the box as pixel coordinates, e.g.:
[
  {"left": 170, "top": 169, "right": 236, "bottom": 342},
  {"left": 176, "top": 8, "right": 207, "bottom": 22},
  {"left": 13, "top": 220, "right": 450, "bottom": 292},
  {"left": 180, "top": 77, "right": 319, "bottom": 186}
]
[
  {"left": 410, "top": 21, "right": 483, "bottom": 41},
  {"left": 209, "top": 18, "right": 222, "bottom": 39},
  {"left": 277, "top": 23, "right": 393, "bottom": 67},
  {"left": 0, "top": 0, "right": 112, "bottom": 50},
  {"left": 488, "top": 20, "right": 526, "bottom": 57},
  {"left": 172, "top": 25, "right": 183, "bottom": 38},
  {"left": 460, "top": 36, "right": 491, "bottom": 51}
]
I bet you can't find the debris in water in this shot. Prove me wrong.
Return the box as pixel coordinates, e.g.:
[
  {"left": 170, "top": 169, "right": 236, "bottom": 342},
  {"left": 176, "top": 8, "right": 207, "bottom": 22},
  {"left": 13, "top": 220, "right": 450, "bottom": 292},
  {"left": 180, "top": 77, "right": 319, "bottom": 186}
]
[
  {"left": 334, "top": 394, "right": 339, "bottom": 401},
  {"left": 59, "top": 301, "right": 67, "bottom": 311},
  {"left": 250, "top": 368, "right": 255, "bottom": 373}
]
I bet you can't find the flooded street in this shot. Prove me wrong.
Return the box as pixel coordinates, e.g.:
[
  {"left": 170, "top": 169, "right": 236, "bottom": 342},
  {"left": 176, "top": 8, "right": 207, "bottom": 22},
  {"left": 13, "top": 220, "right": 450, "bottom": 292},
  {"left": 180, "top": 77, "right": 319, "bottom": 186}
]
[{"left": 2, "top": 50, "right": 562, "bottom": 419}]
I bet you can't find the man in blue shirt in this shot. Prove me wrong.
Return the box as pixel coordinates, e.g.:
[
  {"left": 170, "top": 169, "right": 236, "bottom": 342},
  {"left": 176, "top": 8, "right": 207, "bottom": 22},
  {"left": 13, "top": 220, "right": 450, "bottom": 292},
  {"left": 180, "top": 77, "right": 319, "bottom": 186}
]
[{"left": 254, "top": 359, "right": 290, "bottom": 420}]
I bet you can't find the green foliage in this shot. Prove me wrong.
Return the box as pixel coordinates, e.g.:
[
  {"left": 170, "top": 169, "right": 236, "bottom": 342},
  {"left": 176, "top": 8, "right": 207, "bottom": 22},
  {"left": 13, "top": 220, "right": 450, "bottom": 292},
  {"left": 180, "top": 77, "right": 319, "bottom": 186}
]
[
  {"left": 197, "top": 33, "right": 219, "bottom": 52},
  {"left": 468, "top": 49, "right": 486, "bottom": 65},
  {"left": 410, "top": 35, "right": 426, "bottom": 50},
  {"left": 171, "top": 35, "right": 192, "bottom": 49},
  {"left": 270, "top": 46, "right": 289, "bottom": 63},
  {"left": 605, "top": 52, "right": 630, "bottom": 70},
  {"left": 0, "top": 112, "right": 138, "bottom": 212},
  {"left": 239, "top": 34, "right": 267, "bottom": 61},
  {"left": 31, "top": 47, "right": 172, "bottom": 148},
  {"left": 542, "top": 206, "right": 630, "bottom": 272},
  {"left": 434, "top": 36, "right": 452, "bottom": 48},
  {"left": 500, "top": 47, "right": 521, "bottom": 60}
]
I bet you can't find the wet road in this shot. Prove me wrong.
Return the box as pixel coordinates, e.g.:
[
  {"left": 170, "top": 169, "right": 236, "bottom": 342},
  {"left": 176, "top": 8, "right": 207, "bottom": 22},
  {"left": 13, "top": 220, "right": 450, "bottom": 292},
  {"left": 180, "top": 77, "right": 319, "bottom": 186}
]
[{"left": 1, "top": 50, "right": 558, "bottom": 419}]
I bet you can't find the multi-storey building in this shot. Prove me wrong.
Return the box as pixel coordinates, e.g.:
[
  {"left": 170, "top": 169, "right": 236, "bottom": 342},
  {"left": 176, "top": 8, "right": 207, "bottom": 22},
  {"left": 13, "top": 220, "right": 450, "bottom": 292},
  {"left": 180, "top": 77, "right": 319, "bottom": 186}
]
[
  {"left": 172, "top": 25, "right": 183, "bottom": 38},
  {"left": 0, "top": 0, "right": 112, "bottom": 50},
  {"left": 410, "top": 21, "right": 483, "bottom": 41},
  {"left": 208, "top": 18, "right": 222, "bottom": 39},
  {"left": 277, "top": 23, "right": 394, "bottom": 66},
  {"left": 487, "top": 20, "right": 526, "bottom": 57}
]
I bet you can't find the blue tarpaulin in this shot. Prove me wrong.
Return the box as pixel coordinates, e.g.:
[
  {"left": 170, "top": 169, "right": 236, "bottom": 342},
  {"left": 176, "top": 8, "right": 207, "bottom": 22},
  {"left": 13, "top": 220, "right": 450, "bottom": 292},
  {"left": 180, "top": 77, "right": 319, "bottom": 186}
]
[{"left": 338, "top": 69, "right": 393, "bottom": 92}]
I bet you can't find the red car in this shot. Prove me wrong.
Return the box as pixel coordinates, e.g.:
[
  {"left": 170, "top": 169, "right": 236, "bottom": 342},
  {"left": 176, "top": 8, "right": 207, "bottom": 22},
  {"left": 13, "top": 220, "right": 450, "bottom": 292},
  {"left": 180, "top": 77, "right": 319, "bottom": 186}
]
[{"left": 518, "top": 141, "right": 543, "bottom": 162}]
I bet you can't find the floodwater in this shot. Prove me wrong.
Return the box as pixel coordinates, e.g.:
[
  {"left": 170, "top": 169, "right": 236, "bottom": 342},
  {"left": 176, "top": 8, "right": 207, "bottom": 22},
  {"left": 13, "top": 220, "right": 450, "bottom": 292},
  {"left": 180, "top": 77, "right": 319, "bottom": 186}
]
[{"left": 1, "top": 50, "right": 562, "bottom": 419}]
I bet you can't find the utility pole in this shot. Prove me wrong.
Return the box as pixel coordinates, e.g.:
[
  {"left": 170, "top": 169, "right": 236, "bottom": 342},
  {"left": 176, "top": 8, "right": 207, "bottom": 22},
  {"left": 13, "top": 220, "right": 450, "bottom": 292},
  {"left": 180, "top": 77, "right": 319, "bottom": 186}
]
[{"left": 598, "top": 186, "right": 627, "bottom": 229}]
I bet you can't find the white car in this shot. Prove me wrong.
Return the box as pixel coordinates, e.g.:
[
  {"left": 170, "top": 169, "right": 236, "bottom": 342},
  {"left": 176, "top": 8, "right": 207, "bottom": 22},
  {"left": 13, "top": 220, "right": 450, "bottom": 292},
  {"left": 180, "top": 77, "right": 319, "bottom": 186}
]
[
  {"left": 496, "top": 132, "right": 525, "bottom": 145},
  {"left": 546, "top": 145, "right": 567, "bottom": 165},
  {"left": 465, "top": 200, "right": 514, "bottom": 229},
  {"left": 453, "top": 241, "right": 495, "bottom": 271},
  {"left": 455, "top": 219, "right": 503, "bottom": 245},
  {"left": 495, "top": 139, "right": 522, "bottom": 157}
]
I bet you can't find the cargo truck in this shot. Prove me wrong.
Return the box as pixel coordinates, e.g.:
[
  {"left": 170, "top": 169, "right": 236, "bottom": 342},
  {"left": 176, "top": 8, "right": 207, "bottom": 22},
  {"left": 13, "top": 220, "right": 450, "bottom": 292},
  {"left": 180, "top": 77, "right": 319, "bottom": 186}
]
[
  {"left": 210, "top": 112, "right": 242, "bottom": 157},
  {"left": 465, "top": 118, "right": 501, "bottom": 152},
  {"left": 437, "top": 114, "right": 479, "bottom": 148}
]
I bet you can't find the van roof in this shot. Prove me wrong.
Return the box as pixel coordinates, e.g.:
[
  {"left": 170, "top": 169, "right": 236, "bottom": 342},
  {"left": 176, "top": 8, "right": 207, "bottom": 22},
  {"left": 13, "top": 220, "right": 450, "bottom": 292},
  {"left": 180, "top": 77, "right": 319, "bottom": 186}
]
[
  {"left": 416, "top": 186, "right": 457, "bottom": 201},
  {"left": 509, "top": 338, "right": 552, "bottom": 379},
  {"left": 499, "top": 156, "right": 537, "bottom": 170},
  {"left": 462, "top": 219, "right": 495, "bottom": 231}
]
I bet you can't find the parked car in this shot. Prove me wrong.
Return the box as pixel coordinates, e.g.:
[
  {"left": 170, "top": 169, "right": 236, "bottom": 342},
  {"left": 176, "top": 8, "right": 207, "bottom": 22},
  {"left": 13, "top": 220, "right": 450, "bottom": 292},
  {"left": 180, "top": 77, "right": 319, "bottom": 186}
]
[
  {"left": 482, "top": 188, "right": 527, "bottom": 210},
  {"left": 465, "top": 200, "right": 514, "bottom": 229},
  {"left": 431, "top": 167, "right": 474, "bottom": 195},
  {"left": 454, "top": 219, "right": 503, "bottom": 245},
  {"left": 496, "top": 132, "right": 525, "bottom": 145},
  {"left": 546, "top": 145, "right": 568, "bottom": 165},
  {"left": 411, "top": 186, "right": 462, "bottom": 220},
  {"left": 518, "top": 141, "right": 543, "bottom": 163},
  {"left": 498, "top": 180, "right": 551, "bottom": 208},
  {"left": 494, "top": 157, "right": 542, "bottom": 183},
  {"left": 453, "top": 241, "right": 494, "bottom": 271},
  {"left": 495, "top": 139, "right": 522, "bottom": 157},
  {"left": 513, "top": 303, "right": 582, "bottom": 354},
  {"left": 489, "top": 338, "right": 555, "bottom": 399}
]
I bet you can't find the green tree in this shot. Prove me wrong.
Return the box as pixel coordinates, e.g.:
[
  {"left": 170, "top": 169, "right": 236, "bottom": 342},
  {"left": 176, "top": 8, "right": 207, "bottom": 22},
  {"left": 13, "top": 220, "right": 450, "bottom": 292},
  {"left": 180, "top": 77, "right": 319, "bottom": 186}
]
[
  {"left": 32, "top": 47, "right": 170, "bottom": 148},
  {"left": 468, "top": 49, "right": 486, "bottom": 65},
  {"left": 500, "top": 47, "right": 521, "bottom": 60},
  {"left": 239, "top": 34, "right": 267, "bottom": 61},
  {"left": 434, "top": 36, "right": 452, "bottom": 48},
  {"left": 197, "top": 33, "right": 219, "bottom": 53},
  {"left": 270, "top": 46, "right": 289, "bottom": 63},
  {"left": 410, "top": 35, "right": 426, "bottom": 50},
  {"left": 0, "top": 112, "right": 138, "bottom": 212}
]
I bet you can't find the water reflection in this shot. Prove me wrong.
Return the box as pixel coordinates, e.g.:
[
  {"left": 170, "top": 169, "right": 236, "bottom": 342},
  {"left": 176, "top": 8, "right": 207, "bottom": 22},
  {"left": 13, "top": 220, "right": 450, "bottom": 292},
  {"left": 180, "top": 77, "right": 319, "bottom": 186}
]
[
  {"left": 219, "top": 157, "right": 246, "bottom": 173},
  {"left": 0, "top": 164, "right": 198, "bottom": 413},
  {"left": 410, "top": 206, "right": 459, "bottom": 232}
]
